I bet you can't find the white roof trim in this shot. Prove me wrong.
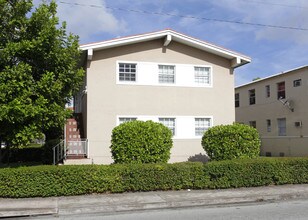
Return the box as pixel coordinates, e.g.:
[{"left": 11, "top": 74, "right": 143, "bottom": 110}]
[
  {"left": 236, "top": 65, "right": 308, "bottom": 89},
  {"left": 80, "top": 29, "right": 251, "bottom": 67}
]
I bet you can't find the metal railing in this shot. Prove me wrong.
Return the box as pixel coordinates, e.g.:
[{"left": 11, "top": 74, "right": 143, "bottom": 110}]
[
  {"left": 66, "top": 139, "right": 88, "bottom": 157},
  {"left": 52, "top": 140, "right": 65, "bottom": 165}
]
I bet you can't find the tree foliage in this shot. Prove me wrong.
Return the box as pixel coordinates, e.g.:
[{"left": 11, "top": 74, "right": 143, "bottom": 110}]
[
  {"left": 110, "top": 120, "right": 173, "bottom": 164},
  {"left": 201, "top": 123, "right": 261, "bottom": 161},
  {"left": 0, "top": 0, "right": 84, "bottom": 147}
]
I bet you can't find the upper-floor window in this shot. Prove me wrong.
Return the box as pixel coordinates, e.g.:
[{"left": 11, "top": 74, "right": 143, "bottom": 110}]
[
  {"left": 235, "top": 93, "right": 240, "bottom": 107},
  {"left": 293, "top": 79, "right": 301, "bottom": 87},
  {"left": 277, "top": 81, "right": 285, "bottom": 99},
  {"left": 194, "top": 67, "right": 210, "bottom": 85},
  {"left": 158, "top": 65, "right": 175, "bottom": 84},
  {"left": 119, "top": 63, "right": 136, "bottom": 82},
  {"left": 119, "top": 117, "right": 137, "bottom": 124},
  {"left": 195, "top": 118, "right": 211, "bottom": 136},
  {"left": 159, "top": 118, "right": 176, "bottom": 135},
  {"left": 249, "top": 89, "right": 256, "bottom": 105},
  {"left": 265, "top": 85, "right": 270, "bottom": 98}
]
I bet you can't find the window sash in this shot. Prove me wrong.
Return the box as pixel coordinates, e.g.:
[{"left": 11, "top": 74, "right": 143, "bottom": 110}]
[
  {"left": 266, "top": 119, "right": 271, "bottom": 132},
  {"left": 159, "top": 65, "right": 175, "bottom": 83},
  {"left": 249, "top": 89, "right": 256, "bottom": 105},
  {"left": 235, "top": 93, "right": 240, "bottom": 107},
  {"left": 195, "top": 118, "right": 211, "bottom": 136},
  {"left": 277, "top": 82, "right": 285, "bottom": 99},
  {"left": 159, "top": 118, "right": 176, "bottom": 135},
  {"left": 277, "top": 118, "right": 286, "bottom": 136},
  {"left": 119, "top": 117, "right": 137, "bottom": 124},
  {"left": 293, "top": 79, "right": 301, "bottom": 87},
  {"left": 119, "top": 63, "right": 136, "bottom": 82},
  {"left": 194, "top": 67, "right": 210, "bottom": 84},
  {"left": 265, "top": 85, "right": 270, "bottom": 98}
]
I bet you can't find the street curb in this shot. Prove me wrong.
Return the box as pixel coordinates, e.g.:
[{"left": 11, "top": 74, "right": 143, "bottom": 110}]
[
  {"left": 0, "top": 184, "right": 308, "bottom": 217},
  {"left": 0, "top": 197, "right": 58, "bottom": 218}
]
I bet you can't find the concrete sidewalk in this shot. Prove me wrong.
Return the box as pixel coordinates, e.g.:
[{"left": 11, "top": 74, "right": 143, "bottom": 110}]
[{"left": 1, "top": 184, "right": 308, "bottom": 218}]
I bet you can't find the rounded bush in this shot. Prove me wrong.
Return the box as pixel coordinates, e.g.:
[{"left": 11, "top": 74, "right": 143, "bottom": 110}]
[
  {"left": 201, "top": 123, "right": 260, "bottom": 161},
  {"left": 110, "top": 120, "right": 173, "bottom": 164}
]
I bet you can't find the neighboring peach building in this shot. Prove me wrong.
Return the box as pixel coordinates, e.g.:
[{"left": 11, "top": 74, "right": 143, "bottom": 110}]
[
  {"left": 70, "top": 29, "right": 250, "bottom": 164},
  {"left": 235, "top": 66, "right": 308, "bottom": 157}
]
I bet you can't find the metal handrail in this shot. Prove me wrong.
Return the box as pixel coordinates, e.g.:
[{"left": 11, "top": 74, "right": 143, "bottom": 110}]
[{"left": 52, "top": 140, "right": 65, "bottom": 165}]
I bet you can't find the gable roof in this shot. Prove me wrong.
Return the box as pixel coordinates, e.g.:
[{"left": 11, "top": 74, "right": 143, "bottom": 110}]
[
  {"left": 80, "top": 29, "right": 251, "bottom": 68},
  {"left": 236, "top": 65, "right": 308, "bottom": 89}
]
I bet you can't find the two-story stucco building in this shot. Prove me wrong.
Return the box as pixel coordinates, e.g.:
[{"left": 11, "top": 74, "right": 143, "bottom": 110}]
[
  {"left": 68, "top": 29, "right": 250, "bottom": 164},
  {"left": 235, "top": 66, "right": 308, "bottom": 157}
]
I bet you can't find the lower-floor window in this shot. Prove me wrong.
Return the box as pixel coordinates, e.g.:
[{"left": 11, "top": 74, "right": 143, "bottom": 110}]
[
  {"left": 266, "top": 119, "right": 271, "bottom": 132},
  {"left": 195, "top": 118, "right": 211, "bottom": 136},
  {"left": 277, "top": 118, "right": 286, "bottom": 136},
  {"left": 119, "top": 117, "right": 137, "bottom": 124},
  {"left": 159, "top": 118, "right": 176, "bottom": 136},
  {"left": 249, "top": 121, "right": 256, "bottom": 128}
]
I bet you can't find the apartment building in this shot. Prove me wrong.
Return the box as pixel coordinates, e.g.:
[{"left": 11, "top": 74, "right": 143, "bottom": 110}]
[
  {"left": 71, "top": 29, "right": 250, "bottom": 164},
  {"left": 235, "top": 66, "right": 308, "bottom": 157}
]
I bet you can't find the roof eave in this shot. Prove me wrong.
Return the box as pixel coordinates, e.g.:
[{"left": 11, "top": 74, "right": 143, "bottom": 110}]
[{"left": 80, "top": 30, "right": 251, "bottom": 66}]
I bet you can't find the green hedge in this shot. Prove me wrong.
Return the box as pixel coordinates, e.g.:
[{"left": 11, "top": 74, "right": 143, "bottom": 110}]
[{"left": 0, "top": 158, "right": 307, "bottom": 198}]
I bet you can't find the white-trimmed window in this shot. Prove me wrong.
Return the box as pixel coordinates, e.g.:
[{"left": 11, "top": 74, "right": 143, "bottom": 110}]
[
  {"left": 194, "top": 67, "right": 210, "bottom": 84},
  {"left": 119, "top": 117, "right": 137, "bottom": 124},
  {"left": 195, "top": 118, "right": 211, "bottom": 136},
  {"left": 158, "top": 65, "right": 175, "bottom": 83},
  {"left": 119, "top": 63, "right": 136, "bottom": 82},
  {"left": 159, "top": 118, "right": 176, "bottom": 135}
]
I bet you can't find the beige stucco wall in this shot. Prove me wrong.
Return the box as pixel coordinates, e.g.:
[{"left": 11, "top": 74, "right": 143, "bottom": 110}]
[
  {"left": 84, "top": 39, "right": 236, "bottom": 164},
  {"left": 235, "top": 67, "right": 308, "bottom": 156}
]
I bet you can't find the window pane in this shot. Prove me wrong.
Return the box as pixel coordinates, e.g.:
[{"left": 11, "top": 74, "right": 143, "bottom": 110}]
[
  {"left": 119, "top": 117, "right": 137, "bottom": 124},
  {"left": 265, "top": 85, "right": 270, "bottom": 98},
  {"left": 293, "top": 79, "right": 301, "bottom": 87},
  {"left": 119, "top": 63, "right": 136, "bottom": 82},
  {"left": 277, "top": 82, "right": 285, "bottom": 99},
  {"left": 249, "top": 89, "right": 256, "bottom": 105},
  {"left": 159, "top": 118, "right": 175, "bottom": 135},
  {"left": 277, "top": 118, "right": 286, "bottom": 136},
  {"left": 159, "top": 65, "right": 175, "bottom": 83},
  {"left": 194, "top": 67, "right": 210, "bottom": 84},
  {"left": 195, "top": 118, "right": 211, "bottom": 136},
  {"left": 235, "top": 93, "right": 239, "bottom": 107}
]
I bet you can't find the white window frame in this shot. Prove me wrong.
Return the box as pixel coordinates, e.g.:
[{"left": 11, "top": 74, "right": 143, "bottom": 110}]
[
  {"left": 159, "top": 118, "right": 176, "bottom": 136},
  {"left": 195, "top": 118, "right": 211, "bottom": 136},
  {"left": 158, "top": 65, "right": 175, "bottom": 84},
  {"left": 117, "top": 62, "right": 137, "bottom": 83},
  {"left": 194, "top": 66, "right": 211, "bottom": 85}
]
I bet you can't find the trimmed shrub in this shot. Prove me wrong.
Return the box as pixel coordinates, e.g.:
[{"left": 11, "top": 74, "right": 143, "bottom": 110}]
[
  {"left": 202, "top": 123, "right": 261, "bottom": 161},
  {"left": 110, "top": 120, "right": 173, "bottom": 163},
  {"left": 0, "top": 158, "right": 308, "bottom": 198}
]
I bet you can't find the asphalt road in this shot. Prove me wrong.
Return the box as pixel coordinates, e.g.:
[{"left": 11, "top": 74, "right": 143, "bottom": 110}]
[{"left": 24, "top": 198, "right": 308, "bottom": 220}]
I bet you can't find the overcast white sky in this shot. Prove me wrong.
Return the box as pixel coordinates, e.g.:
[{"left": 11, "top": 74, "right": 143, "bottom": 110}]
[{"left": 35, "top": 0, "right": 308, "bottom": 86}]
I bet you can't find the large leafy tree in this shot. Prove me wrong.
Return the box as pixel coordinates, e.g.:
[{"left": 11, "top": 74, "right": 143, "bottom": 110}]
[{"left": 0, "top": 0, "right": 84, "bottom": 147}]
